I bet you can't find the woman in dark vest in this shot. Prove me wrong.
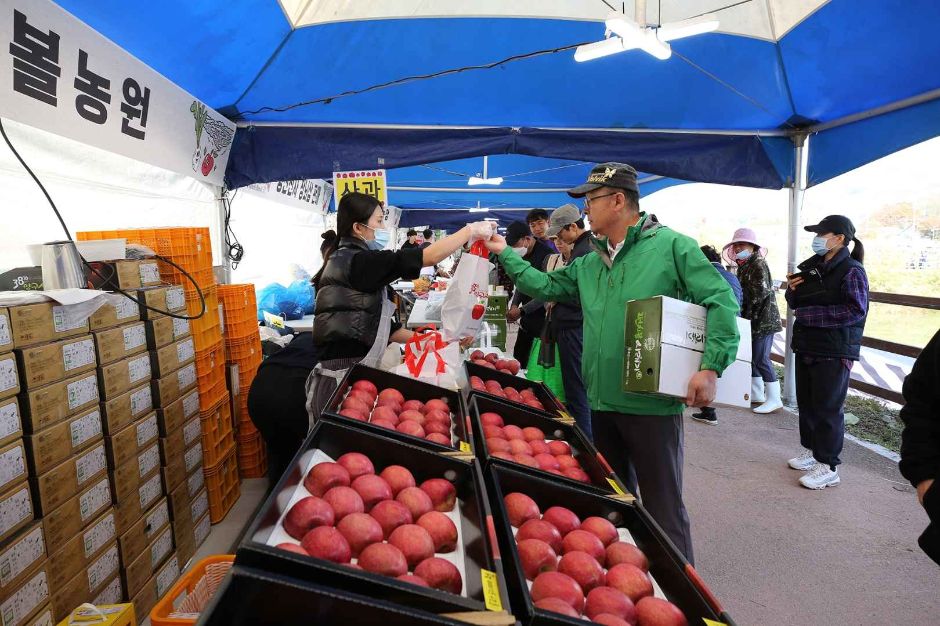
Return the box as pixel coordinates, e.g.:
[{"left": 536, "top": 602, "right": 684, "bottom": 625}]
[
  {"left": 784, "top": 215, "right": 868, "bottom": 490},
  {"left": 250, "top": 193, "right": 489, "bottom": 484}
]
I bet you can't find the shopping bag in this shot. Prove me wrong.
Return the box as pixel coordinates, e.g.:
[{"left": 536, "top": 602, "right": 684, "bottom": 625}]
[
  {"left": 440, "top": 241, "right": 490, "bottom": 342},
  {"left": 393, "top": 327, "right": 459, "bottom": 388}
]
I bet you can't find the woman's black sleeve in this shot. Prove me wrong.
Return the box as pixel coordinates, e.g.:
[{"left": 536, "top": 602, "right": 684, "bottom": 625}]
[{"left": 348, "top": 248, "right": 425, "bottom": 293}]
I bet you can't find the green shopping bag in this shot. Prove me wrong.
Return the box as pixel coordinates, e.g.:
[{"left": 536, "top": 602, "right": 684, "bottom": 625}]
[{"left": 525, "top": 338, "right": 566, "bottom": 402}]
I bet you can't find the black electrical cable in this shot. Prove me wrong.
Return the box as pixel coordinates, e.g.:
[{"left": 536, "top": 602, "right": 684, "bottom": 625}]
[
  {"left": 222, "top": 189, "right": 244, "bottom": 269},
  {"left": 0, "top": 117, "right": 207, "bottom": 320}
]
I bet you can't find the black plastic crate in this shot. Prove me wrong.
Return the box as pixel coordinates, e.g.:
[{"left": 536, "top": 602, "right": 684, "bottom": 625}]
[
  {"left": 198, "top": 565, "right": 477, "bottom": 625},
  {"left": 485, "top": 464, "right": 736, "bottom": 626},
  {"left": 321, "top": 364, "right": 474, "bottom": 453},
  {"left": 468, "top": 395, "right": 626, "bottom": 496},
  {"left": 236, "top": 420, "right": 513, "bottom": 619},
  {"left": 464, "top": 361, "right": 567, "bottom": 419}
]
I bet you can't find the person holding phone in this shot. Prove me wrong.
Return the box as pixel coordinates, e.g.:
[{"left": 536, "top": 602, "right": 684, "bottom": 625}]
[{"left": 784, "top": 215, "right": 868, "bottom": 490}]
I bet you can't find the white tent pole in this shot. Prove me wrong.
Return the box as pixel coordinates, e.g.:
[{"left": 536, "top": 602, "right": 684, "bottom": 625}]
[
  {"left": 217, "top": 186, "right": 231, "bottom": 284},
  {"left": 782, "top": 133, "right": 807, "bottom": 406}
]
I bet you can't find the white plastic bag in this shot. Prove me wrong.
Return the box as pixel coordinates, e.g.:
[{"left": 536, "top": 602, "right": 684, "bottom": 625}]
[
  {"left": 440, "top": 241, "right": 490, "bottom": 341},
  {"left": 393, "top": 328, "right": 460, "bottom": 388}
]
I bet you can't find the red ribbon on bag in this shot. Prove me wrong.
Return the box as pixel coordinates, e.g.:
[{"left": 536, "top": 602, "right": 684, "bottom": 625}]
[
  {"left": 470, "top": 240, "right": 489, "bottom": 257},
  {"left": 404, "top": 328, "right": 448, "bottom": 377}
]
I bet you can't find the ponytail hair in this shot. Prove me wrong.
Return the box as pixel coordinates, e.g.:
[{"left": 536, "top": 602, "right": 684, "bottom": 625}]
[{"left": 850, "top": 237, "right": 865, "bottom": 264}]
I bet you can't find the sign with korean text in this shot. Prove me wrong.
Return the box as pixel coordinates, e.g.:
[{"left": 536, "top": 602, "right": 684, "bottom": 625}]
[
  {"left": 0, "top": 0, "right": 235, "bottom": 185},
  {"left": 332, "top": 169, "right": 388, "bottom": 209},
  {"left": 245, "top": 178, "right": 333, "bottom": 214}
]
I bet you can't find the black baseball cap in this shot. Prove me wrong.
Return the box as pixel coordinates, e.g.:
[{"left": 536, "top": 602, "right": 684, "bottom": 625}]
[
  {"left": 568, "top": 162, "right": 639, "bottom": 198},
  {"left": 505, "top": 221, "right": 532, "bottom": 246},
  {"left": 804, "top": 215, "right": 856, "bottom": 241}
]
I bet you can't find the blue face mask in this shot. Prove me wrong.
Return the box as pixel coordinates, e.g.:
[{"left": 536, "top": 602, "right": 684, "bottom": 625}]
[
  {"left": 811, "top": 236, "right": 830, "bottom": 256},
  {"left": 360, "top": 223, "right": 390, "bottom": 250},
  {"left": 735, "top": 249, "right": 752, "bottom": 261}
]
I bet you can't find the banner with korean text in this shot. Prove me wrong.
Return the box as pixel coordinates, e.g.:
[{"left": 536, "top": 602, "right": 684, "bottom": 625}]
[{"left": 244, "top": 179, "right": 333, "bottom": 214}]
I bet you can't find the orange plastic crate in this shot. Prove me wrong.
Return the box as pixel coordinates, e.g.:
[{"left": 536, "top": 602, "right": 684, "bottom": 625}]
[
  {"left": 225, "top": 333, "right": 262, "bottom": 363},
  {"left": 204, "top": 448, "right": 240, "bottom": 523},
  {"left": 199, "top": 376, "right": 228, "bottom": 412},
  {"left": 190, "top": 301, "right": 223, "bottom": 352},
  {"left": 236, "top": 361, "right": 260, "bottom": 392},
  {"left": 195, "top": 342, "right": 225, "bottom": 388},
  {"left": 236, "top": 430, "right": 266, "bottom": 478},
  {"left": 200, "top": 399, "right": 236, "bottom": 467},
  {"left": 78, "top": 227, "right": 213, "bottom": 265},
  {"left": 218, "top": 284, "right": 258, "bottom": 334},
  {"left": 150, "top": 555, "right": 233, "bottom": 626}
]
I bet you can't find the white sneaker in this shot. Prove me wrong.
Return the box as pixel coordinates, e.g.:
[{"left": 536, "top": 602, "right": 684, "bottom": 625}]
[
  {"left": 799, "top": 463, "right": 840, "bottom": 490},
  {"left": 787, "top": 449, "right": 816, "bottom": 471}
]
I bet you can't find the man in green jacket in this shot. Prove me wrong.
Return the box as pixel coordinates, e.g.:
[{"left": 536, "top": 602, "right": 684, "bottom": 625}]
[{"left": 483, "top": 163, "right": 740, "bottom": 563}]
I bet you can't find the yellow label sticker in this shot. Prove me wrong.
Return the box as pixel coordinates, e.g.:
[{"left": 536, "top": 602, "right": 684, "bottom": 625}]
[
  {"left": 481, "top": 568, "right": 503, "bottom": 611},
  {"left": 459, "top": 440, "right": 471, "bottom": 453},
  {"left": 556, "top": 410, "right": 573, "bottom": 421},
  {"left": 262, "top": 311, "right": 285, "bottom": 329},
  {"left": 703, "top": 620, "right": 728, "bottom": 626},
  {"left": 606, "top": 478, "right": 627, "bottom": 495}
]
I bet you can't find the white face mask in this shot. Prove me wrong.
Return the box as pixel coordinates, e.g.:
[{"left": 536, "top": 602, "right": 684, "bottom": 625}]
[{"left": 511, "top": 246, "right": 528, "bottom": 256}]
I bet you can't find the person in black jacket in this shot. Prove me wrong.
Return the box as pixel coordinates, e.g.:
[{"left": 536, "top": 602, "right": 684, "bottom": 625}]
[
  {"left": 401, "top": 230, "right": 420, "bottom": 249},
  {"left": 784, "top": 215, "right": 869, "bottom": 490},
  {"left": 249, "top": 193, "right": 490, "bottom": 484},
  {"left": 899, "top": 329, "right": 940, "bottom": 565},
  {"left": 505, "top": 221, "right": 554, "bottom": 365},
  {"left": 544, "top": 204, "right": 594, "bottom": 439}
]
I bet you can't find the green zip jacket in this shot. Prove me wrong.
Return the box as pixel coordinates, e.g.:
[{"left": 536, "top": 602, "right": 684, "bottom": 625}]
[{"left": 499, "top": 213, "right": 740, "bottom": 416}]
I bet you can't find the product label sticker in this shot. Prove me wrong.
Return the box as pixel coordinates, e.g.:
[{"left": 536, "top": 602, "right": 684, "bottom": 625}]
[
  {"left": 184, "top": 444, "right": 203, "bottom": 473},
  {"left": 76, "top": 445, "right": 107, "bottom": 487},
  {"left": 62, "top": 338, "right": 95, "bottom": 371},
  {"left": 182, "top": 390, "right": 199, "bottom": 418},
  {"left": 0, "top": 401, "right": 21, "bottom": 441},
  {"left": 458, "top": 440, "right": 471, "bottom": 453},
  {"left": 178, "top": 363, "right": 197, "bottom": 389},
  {"left": 67, "top": 375, "right": 99, "bottom": 410},
  {"left": 0, "top": 525, "right": 44, "bottom": 587},
  {"left": 83, "top": 513, "right": 116, "bottom": 559},
  {"left": 176, "top": 338, "right": 195, "bottom": 364},
  {"left": 173, "top": 317, "right": 190, "bottom": 339},
  {"left": 0, "top": 358, "right": 17, "bottom": 394},
  {"left": 190, "top": 490, "right": 208, "bottom": 522},
  {"left": 116, "top": 296, "right": 138, "bottom": 320},
  {"left": 128, "top": 355, "right": 152, "bottom": 384},
  {"left": 131, "top": 386, "right": 153, "bottom": 417},
  {"left": 139, "top": 262, "right": 160, "bottom": 284},
  {"left": 123, "top": 324, "right": 147, "bottom": 352},
  {"left": 80, "top": 479, "right": 112, "bottom": 523},
  {"left": 138, "top": 444, "right": 161, "bottom": 479},
  {"left": 194, "top": 513, "right": 210, "bottom": 545},
  {"left": 53, "top": 305, "right": 85, "bottom": 332},
  {"left": 0, "top": 487, "right": 32, "bottom": 538},
  {"left": 0, "top": 314, "right": 11, "bottom": 348},
  {"left": 151, "top": 528, "right": 173, "bottom": 568},
  {"left": 156, "top": 556, "right": 180, "bottom": 597},
  {"left": 0, "top": 445, "right": 26, "bottom": 490},
  {"left": 165, "top": 287, "right": 185, "bottom": 311},
  {"left": 86, "top": 545, "right": 119, "bottom": 592},
  {"left": 70, "top": 409, "right": 102, "bottom": 448},
  {"left": 187, "top": 469, "right": 205, "bottom": 498},
  {"left": 606, "top": 478, "right": 627, "bottom": 496},
  {"left": 0, "top": 569, "right": 48, "bottom": 626},
  {"left": 183, "top": 418, "right": 201, "bottom": 447},
  {"left": 139, "top": 473, "right": 162, "bottom": 510},
  {"left": 92, "top": 576, "right": 123, "bottom": 606},
  {"left": 136, "top": 414, "right": 159, "bottom": 448},
  {"left": 146, "top": 502, "right": 170, "bottom": 539},
  {"left": 480, "top": 568, "right": 503, "bottom": 611}
]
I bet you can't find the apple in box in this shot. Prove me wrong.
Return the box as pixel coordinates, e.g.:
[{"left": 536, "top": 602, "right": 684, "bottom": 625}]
[
  {"left": 420, "top": 478, "right": 457, "bottom": 512},
  {"left": 304, "top": 462, "right": 351, "bottom": 497},
  {"left": 558, "top": 550, "right": 606, "bottom": 594},
  {"left": 323, "top": 486, "right": 365, "bottom": 521},
  {"left": 636, "top": 596, "right": 689, "bottom": 626},
  {"left": 416, "top": 511, "right": 458, "bottom": 553},
  {"left": 336, "top": 452, "right": 374, "bottom": 479},
  {"left": 336, "top": 512, "right": 383, "bottom": 557},
  {"left": 301, "top": 526, "right": 351, "bottom": 563},
  {"left": 370, "top": 500, "right": 413, "bottom": 538},
  {"left": 351, "top": 474, "right": 393, "bottom": 511},
  {"left": 543, "top": 506, "right": 581, "bottom": 536},
  {"left": 358, "top": 542, "right": 408, "bottom": 577},
  {"left": 607, "top": 563, "right": 654, "bottom": 603},
  {"left": 396, "top": 487, "right": 434, "bottom": 519},
  {"left": 504, "top": 492, "right": 540, "bottom": 527},
  {"left": 389, "top": 524, "right": 436, "bottom": 568},
  {"left": 283, "top": 496, "right": 335, "bottom": 539},
  {"left": 562, "top": 530, "right": 606, "bottom": 565},
  {"left": 379, "top": 465, "right": 415, "bottom": 495},
  {"left": 585, "top": 586, "right": 636, "bottom": 621},
  {"left": 531, "top": 571, "right": 585, "bottom": 613},
  {"left": 414, "top": 557, "right": 463, "bottom": 594}
]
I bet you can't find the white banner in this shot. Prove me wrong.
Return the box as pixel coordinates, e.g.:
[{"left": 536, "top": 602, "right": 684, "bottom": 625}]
[
  {"left": 0, "top": 0, "right": 235, "bottom": 186},
  {"left": 244, "top": 179, "right": 332, "bottom": 214}
]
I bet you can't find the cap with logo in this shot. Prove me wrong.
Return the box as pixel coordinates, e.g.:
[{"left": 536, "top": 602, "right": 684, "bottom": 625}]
[
  {"left": 804, "top": 215, "right": 856, "bottom": 241},
  {"left": 505, "top": 221, "right": 532, "bottom": 246},
  {"left": 568, "top": 162, "right": 639, "bottom": 198},
  {"left": 546, "top": 204, "right": 583, "bottom": 237}
]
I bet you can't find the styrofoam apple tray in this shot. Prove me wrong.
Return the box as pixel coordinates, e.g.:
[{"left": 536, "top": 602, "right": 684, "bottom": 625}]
[
  {"left": 511, "top": 525, "right": 667, "bottom": 600},
  {"left": 341, "top": 389, "right": 461, "bottom": 448},
  {"left": 265, "top": 447, "right": 470, "bottom": 596}
]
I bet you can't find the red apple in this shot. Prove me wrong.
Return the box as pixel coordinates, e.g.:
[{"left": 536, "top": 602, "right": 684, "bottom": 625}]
[
  {"left": 426, "top": 432, "right": 452, "bottom": 446},
  {"left": 399, "top": 409, "right": 427, "bottom": 425},
  {"left": 635, "top": 597, "right": 688, "bottom": 626},
  {"left": 548, "top": 440, "right": 571, "bottom": 456},
  {"left": 397, "top": 574, "right": 429, "bottom": 587},
  {"left": 525, "top": 399, "right": 546, "bottom": 410},
  {"left": 517, "top": 519, "right": 563, "bottom": 552},
  {"left": 336, "top": 512, "right": 383, "bottom": 557},
  {"left": 558, "top": 550, "right": 606, "bottom": 593},
  {"left": 556, "top": 454, "right": 580, "bottom": 469},
  {"left": 563, "top": 467, "right": 591, "bottom": 483},
  {"left": 504, "top": 359, "right": 521, "bottom": 375},
  {"left": 484, "top": 380, "right": 503, "bottom": 393},
  {"left": 508, "top": 439, "right": 533, "bottom": 455},
  {"left": 492, "top": 450, "right": 514, "bottom": 461},
  {"left": 562, "top": 530, "right": 606, "bottom": 564},
  {"left": 542, "top": 506, "right": 581, "bottom": 536},
  {"left": 424, "top": 399, "right": 449, "bottom": 413},
  {"left": 528, "top": 439, "right": 551, "bottom": 455},
  {"left": 582, "top": 516, "right": 620, "bottom": 546},
  {"left": 358, "top": 542, "right": 408, "bottom": 577},
  {"left": 535, "top": 453, "right": 561, "bottom": 471},
  {"left": 341, "top": 396, "right": 371, "bottom": 415},
  {"left": 375, "top": 397, "right": 402, "bottom": 413},
  {"left": 402, "top": 399, "right": 424, "bottom": 412},
  {"left": 371, "top": 405, "right": 399, "bottom": 424},
  {"left": 420, "top": 478, "right": 457, "bottom": 512},
  {"left": 416, "top": 511, "right": 458, "bottom": 553},
  {"left": 283, "top": 496, "right": 335, "bottom": 539},
  {"left": 470, "top": 350, "right": 484, "bottom": 360},
  {"left": 372, "top": 418, "right": 397, "bottom": 430},
  {"left": 414, "top": 557, "right": 462, "bottom": 594},
  {"left": 424, "top": 420, "right": 451, "bottom": 436},
  {"left": 585, "top": 586, "right": 635, "bottom": 621},
  {"left": 300, "top": 526, "right": 351, "bottom": 563},
  {"left": 503, "top": 387, "right": 522, "bottom": 403},
  {"left": 530, "top": 571, "right": 585, "bottom": 613},
  {"left": 504, "top": 492, "right": 540, "bottom": 527},
  {"left": 396, "top": 487, "right": 434, "bottom": 519},
  {"left": 483, "top": 424, "right": 504, "bottom": 438},
  {"left": 347, "top": 389, "right": 375, "bottom": 406},
  {"left": 424, "top": 409, "right": 450, "bottom": 424},
  {"left": 487, "top": 437, "right": 511, "bottom": 453},
  {"left": 484, "top": 352, "right": 499, "bottom": 363},
  {"left": 379, "top": 465, "right": 416, "bottom": 495},
  {"left": 606, "top": 564, "right": 654, "bottom": 603},
  {"left": 593, "top": 614, "right": 632, "bottom": 626},
  {"left": 513, "top": 453, "right": 540, "bottom": 468},
  {"left": 503, "top": 425, "right": 524, "bottom": 440},
  {"left": 522, "top": 426, "right": 546, "bottom": 442},
  {"left": 303, "top": 462, "right": 351, "bottom": 497},
  {"left": 480, "top": 412, "right": 504, "bottom": 427},
  {"left": 352, "top": 379, "right": 378, "bottom": 395},
  {"left": 470, "top": 380, "right": 486, "bottom": 391},
  {"left": 534, "top": 597, "right": 579, "bottom": 618},
  {"left": 389, "top": 524, "right": 436, "bottom": 568},
  {"left": 322, "top": 486, "right": 364, "bottom": 521},
  {"left": 516, "top": 538, "right": 558, "bottom": 580},
  {"left": 339, "top": 408, "right": 367, "bottom": 421},
  {"left": 519, "top": 388, "right": 536, "bottom": 400},
  {"left": 276, "top": 542, "right": 308, "bottom": 556},
  {"left": 370, "top": 500, "right": 414, "bottom": 538},
  {"left": 397, "top": 421, "right": 426, "bottom": 438},
  {"left": 336, "top": 452, "right": 374, "bottom": 479},
  {"left": 351, "top": 474, "right": 393, "bottom": 511},
  {"left": 606, "top": 542, "right": 649, "bottom": 572},
  {"left": 378, "top": 388, "right": 405, "bottom": 404}
]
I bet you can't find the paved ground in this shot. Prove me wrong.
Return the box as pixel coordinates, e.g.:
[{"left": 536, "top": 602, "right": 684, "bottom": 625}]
[{"left": 682, "top": 404, "right": 939, "bottom": 626}]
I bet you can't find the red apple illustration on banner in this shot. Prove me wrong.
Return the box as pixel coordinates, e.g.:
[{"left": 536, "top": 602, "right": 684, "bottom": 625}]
[
  {"left": 201, "top": 152, "right": 215, "bottom": 176},
  {"left": 471, "top": 304, "right": 485, "bottom": 320}
]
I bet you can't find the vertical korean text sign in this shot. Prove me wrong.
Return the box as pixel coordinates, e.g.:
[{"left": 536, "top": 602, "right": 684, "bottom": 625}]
[{"left": 0, "top": 0, "right": 235, "bottom": 185}]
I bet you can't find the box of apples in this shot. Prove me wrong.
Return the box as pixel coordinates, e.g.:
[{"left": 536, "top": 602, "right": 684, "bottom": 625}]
[
  {"left": 322, "top": 364, "right": 474, "bottom": 453},
  {"left": 486, "top": 464, "right": 736, "bottom": 626},
  {"left": 468, "top": 395, "right": 626, "bottom": 496},
  {"left": 464, "top": 361, "right": 567, "bottom": 419},
  {"left": 236, "top": 420, "right": 514, "bottom": 618}
]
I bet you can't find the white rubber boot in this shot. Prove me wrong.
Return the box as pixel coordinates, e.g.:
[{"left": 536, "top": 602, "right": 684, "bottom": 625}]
[
  {"left": 750, "top": 377, "right": 766, "bottom": 404},
  {"left": 754, "top": 380, "right": 783, "bottom": 414}
]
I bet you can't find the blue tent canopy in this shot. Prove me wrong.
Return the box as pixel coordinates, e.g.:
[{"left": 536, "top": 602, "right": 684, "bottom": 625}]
[{"left": 53, "top": 0, "right": 940, "bottom": 192}]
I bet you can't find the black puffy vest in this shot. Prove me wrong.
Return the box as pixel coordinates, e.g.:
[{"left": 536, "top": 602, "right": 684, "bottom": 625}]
[
  {"left": 789, "top": 248, "right": 867, "bottom": 360},
  {"left": 312, "top": 238, "right": 383, "bottom": 348}
]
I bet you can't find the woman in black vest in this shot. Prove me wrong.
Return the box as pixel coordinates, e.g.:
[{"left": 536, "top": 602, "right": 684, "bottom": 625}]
[
  {"left": 249, "top": 193, "right": 490, "bottom": 484},
  {"left": 784, "top": 215, "right": 868, "bottom": 490}
]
